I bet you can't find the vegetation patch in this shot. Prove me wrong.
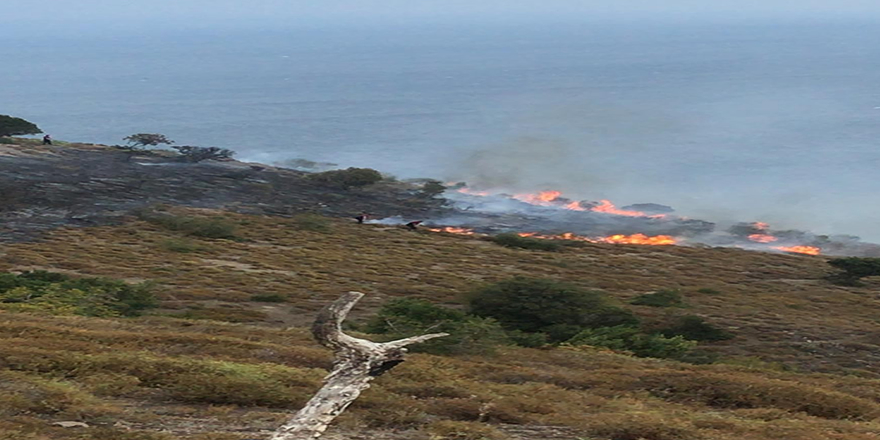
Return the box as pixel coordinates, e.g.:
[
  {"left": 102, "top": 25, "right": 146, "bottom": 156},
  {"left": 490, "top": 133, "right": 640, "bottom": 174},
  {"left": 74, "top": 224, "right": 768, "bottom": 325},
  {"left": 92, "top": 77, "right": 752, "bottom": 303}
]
[
  {"left": 291, "top": 213, "right": 332, "bottom": 233},
  {"left": 308, "top": 167, "right": 383, "bottom": 189},
  {"left": 567, "top": 325, "right": 696, "bottom": 360},
  {"left": 468, "top": 277, "right": 638, "bottom": 343},
  {"left": 630, "top": 289, "right": 687, "bottom": 307},
  {"left": 489, "top": 233, "right": 565, "bottom": 251},
  {"left": 137, "top": 210, "right": 240, "bottom": 240},
  {"left": 659, "top": 315, "right": 735, "bottom": 342},
  {"left": 366, "top": 298, "right": 509, "bottom": 354},
  {"left": 826, "top": 257, "right": 880, "bottom": 286},
  {"left": 0, "top": 271, "right": 156, "bottom": 317}
]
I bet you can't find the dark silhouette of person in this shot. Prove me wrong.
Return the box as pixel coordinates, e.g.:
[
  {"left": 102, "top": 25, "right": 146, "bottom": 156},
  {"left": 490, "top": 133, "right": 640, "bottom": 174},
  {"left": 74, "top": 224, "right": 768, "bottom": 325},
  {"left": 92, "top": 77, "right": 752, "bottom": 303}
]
[
  {"left": 405, "top": 220, "right": 423, "bottom": 230},
  {"left": 42, "top": 135, "right": 52, "bottom": 145},
  {"left": 354, "top": 212, "right": 369, "bottom": 224}
]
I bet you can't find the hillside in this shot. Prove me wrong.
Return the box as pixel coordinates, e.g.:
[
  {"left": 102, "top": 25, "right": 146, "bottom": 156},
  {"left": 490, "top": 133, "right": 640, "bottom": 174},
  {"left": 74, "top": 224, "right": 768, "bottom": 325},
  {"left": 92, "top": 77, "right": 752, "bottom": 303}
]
[{"left": 1, "top": 141, "right": 880, "bottom": 439}]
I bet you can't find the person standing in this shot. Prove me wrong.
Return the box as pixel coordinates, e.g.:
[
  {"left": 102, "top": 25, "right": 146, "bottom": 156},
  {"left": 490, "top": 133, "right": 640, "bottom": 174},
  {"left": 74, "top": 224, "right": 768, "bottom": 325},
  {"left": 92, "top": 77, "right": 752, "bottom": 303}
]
[{"left": 42, "top": 135, "right": 52, "bottom": 145}]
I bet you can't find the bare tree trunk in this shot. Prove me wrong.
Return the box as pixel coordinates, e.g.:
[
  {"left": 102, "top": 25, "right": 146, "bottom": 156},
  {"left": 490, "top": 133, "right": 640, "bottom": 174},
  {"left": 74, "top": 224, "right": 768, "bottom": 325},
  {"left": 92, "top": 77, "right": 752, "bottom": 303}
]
[{"left": 269, "top": 291, "right": 448, "bottom": 440}]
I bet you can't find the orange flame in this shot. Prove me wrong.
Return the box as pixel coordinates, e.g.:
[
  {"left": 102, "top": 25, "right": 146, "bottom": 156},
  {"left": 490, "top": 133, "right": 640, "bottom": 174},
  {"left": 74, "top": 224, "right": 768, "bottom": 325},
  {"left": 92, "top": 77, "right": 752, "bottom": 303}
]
[
  {"left": 748, "top": 234, "right": 779, "bottom": 243},
  {"left": 599, "top": 234, "right": 677, "bottom": 245},
  {"left": 564, "top": 201, "right": 588, "bottom": 211},
  {"left": 753, "top": 222, "right": 770, "bottom": 230},
  {"left": 456, "top": 187, "right": 491, "bottom": 196},
  {"left": 427, "top": 226, "right": 476, "bottom": 235},
  {"left": 517, "top": 231, "right": 676, "bottom": 246},
  {"left": 590, "top": 200, "right": 666, "bottom": 218},
  {"left": 773, "top": 245, "right": 821, "bottom": 255},
  {"left": 512, "top": 190, "right": 562, "bottom": 205}
]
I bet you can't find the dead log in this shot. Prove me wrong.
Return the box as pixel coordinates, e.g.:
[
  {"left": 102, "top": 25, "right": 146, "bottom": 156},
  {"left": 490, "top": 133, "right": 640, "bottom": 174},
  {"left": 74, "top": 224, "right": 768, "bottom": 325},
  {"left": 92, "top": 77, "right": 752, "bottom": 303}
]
[{"left": 269, "top": 291, "right": 448, "bottom": 440}]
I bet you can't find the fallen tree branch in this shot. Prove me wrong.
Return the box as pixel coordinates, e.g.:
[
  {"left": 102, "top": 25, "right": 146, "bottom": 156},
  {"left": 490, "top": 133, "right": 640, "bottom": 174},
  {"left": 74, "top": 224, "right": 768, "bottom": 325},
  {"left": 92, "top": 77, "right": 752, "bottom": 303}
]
[{"left": 269, "top": 291, "right": 448, "bottom": 440}]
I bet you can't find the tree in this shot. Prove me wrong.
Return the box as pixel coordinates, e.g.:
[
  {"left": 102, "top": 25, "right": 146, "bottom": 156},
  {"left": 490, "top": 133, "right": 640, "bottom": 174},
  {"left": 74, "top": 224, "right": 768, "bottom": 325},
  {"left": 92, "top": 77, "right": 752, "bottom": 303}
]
[
  {"left": 0, "top": 115, "right": 42, "bottom": 137},
  {"left": 123, "top": 133, "right": 174, "bottom": 148}
]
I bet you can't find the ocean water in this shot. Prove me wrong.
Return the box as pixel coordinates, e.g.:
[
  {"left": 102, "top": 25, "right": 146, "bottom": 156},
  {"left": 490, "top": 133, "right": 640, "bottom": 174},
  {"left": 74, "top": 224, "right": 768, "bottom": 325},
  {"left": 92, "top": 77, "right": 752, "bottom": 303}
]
[{"left": 2, "top": 19, "right": 879, "bottom": 240}]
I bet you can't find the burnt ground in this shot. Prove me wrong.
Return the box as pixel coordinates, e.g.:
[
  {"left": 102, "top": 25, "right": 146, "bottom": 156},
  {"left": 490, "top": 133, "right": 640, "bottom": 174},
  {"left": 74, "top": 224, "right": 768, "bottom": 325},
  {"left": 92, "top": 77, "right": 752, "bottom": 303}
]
[{"left": 0, "top": 142, "right": 447, "bottom": 242}]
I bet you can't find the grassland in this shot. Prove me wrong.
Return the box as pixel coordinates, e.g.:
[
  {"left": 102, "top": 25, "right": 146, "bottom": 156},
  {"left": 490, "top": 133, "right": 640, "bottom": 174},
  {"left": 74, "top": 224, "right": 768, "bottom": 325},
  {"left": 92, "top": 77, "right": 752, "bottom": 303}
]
[{"left": 2, "top": 207, "right": 880, "bottom": 439}]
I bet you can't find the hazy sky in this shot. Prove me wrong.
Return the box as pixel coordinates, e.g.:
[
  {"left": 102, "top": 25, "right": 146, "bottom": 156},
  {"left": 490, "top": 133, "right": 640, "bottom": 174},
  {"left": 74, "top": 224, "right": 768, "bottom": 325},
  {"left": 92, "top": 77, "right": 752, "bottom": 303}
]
[{"left": 7, "top": 0, "right": 880, "bottom": 34}]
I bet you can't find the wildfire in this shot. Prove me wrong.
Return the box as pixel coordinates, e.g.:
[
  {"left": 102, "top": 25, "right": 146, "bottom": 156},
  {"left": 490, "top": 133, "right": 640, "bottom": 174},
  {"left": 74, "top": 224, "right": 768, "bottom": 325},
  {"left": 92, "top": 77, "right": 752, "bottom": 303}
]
[
  {"left": 455, "top": 187, "right": 492, "bottom": 197},
  {"left": 773, "top": 245, "right": 821, "bottom": 255},
  {"left": 591, "top": 200, "right": 648, "bottom": 217},
  {"left": 456, "top": 186, "right": 666, "bottom": 219},
  {"left": 427, "top": 226, "right": 477, "bottom": 235},
  {"left": 517, "top": 231, "right": 677, "bottom": 246},
  {"left": 512, "top": 190, "right": 562, "bottom": 205},
  {"left": 748, "top": 234, "right": 779, "bottom": 243},
  {"left": 599, "top": 234, "right": 677, "bottom": 245}
]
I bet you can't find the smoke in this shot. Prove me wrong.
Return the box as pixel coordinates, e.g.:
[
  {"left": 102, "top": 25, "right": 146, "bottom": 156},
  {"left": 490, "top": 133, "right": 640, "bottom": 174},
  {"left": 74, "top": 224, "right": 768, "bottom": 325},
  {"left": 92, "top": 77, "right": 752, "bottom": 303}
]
[{"left": 444, "top": 137, "right": 615, "bottom": 195}]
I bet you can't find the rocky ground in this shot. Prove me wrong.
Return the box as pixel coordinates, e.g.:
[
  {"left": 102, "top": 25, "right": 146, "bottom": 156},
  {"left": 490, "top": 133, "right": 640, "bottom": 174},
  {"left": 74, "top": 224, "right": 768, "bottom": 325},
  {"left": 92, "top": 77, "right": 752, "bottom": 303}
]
[{"left": 0, "top": 142, "right": 447, "bottom": 242}]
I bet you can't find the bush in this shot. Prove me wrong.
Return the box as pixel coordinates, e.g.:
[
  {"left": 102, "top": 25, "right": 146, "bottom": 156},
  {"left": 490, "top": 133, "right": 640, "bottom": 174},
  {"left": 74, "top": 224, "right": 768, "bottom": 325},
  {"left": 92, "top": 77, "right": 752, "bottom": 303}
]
[
  {"left": 0, "top": 115, "right": 41, "bottom": 137},
  {"left": 630, "top": 289, "right": 686, "bottom": 307},
  {"left": 567, "top": 325, "right": 697, "bottom": 359},
  {"left": 0, "top": 271, "right": 157, "bottom": 317},
  {"left": 489, "top": 233, "right": 562, "bottom": 251},
  {"left": 0, "top": 370, "right": 101, "bottom": 417},
  {"left": 309, "top": 167, "right": 383, "bottom": 189},
  {"left": 468, "top": 277, "right": 639, "bottom": 343},
  {"left": 250, "top": 293, "right": 288, "bottom": 303},
  {"left": 659, "top": 315, "right": 734, "bottom": 342},
  {"left": 827, "top": 257, "right": 880, "bottom": 286},
  {"left": 366, "top": 298, "right": 509, "bottom": 355},
  {"left": 172, "top": 145, "right": 235, "bottom": 162},
  {"left": 419, "top": 180, "right": 447, "bottom": 198},
  {"left": 139, "top": 211, "right": 239, "bottom": 240}
]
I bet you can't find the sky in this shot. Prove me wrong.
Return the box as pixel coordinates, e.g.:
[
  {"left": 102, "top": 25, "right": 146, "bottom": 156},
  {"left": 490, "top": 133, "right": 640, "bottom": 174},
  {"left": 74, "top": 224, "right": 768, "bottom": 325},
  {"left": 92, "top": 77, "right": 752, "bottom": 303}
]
[{"left": 7, "top": 0, "right": 880, "bottom": 35}]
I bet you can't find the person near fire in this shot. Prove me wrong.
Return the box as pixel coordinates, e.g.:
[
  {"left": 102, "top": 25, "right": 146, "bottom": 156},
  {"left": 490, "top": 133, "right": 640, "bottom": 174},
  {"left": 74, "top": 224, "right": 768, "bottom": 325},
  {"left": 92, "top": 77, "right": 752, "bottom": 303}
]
[
  {"left": 354, "top": 212, "right": 369, "bottom": 224},
  {"left": 405, "top": 220, "right": 423, "bottom": 230}
]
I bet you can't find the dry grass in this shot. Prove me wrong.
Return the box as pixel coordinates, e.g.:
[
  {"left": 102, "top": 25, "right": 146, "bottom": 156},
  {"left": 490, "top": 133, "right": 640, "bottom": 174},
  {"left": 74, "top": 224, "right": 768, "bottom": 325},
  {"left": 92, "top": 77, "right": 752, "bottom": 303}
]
[{"left": 2, "top": 208, "right": 880, "bottom": 439}]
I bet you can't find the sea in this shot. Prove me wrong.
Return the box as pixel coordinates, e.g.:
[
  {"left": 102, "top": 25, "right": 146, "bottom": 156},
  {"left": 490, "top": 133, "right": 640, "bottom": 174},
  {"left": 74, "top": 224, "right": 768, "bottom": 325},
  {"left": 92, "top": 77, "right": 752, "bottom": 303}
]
[{"left": 2, "top": 18, "right": 879, "bottom": 240}]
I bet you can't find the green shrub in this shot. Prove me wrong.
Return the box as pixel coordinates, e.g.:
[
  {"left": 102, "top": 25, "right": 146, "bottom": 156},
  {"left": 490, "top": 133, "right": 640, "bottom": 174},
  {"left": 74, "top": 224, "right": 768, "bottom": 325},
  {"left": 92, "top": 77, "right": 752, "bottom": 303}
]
[
  {"left": 489, "top": 233, "right": 562, "bottom": 251},
  {"left": 250, "top": 293, "right": 288, "bottom": 303},
  {"left": 138, "top": 211, "right": 239, "bottom": 240},
  {"left": 659, "top": 315, "right": 734, "bottom": 342},
  {"left": 827, "top": 257, "right": 880, "bottom": 286},
  {"left": 630, "top": 289, "right": 686, "bottom": 307},
  {"left": 309, "top": 167, "right": 383, "bottom": 189},
  {"left": 567, "top": 325, "right": 697, "bottom": 359},
  {"left": 367, "top": 298, "right": 509, "bottom": 355},
  {"left": 468, "top": 277, "right": 639, "bottom": 343},
  {"left": 696, "top": 287, "right": 721, "bottom": 295},
  {"left": 0, "top": 370, "right": 100, "bottom": 417},
  {"left": 419, "top": 180, "right": 447, "bottom": 198},
  {"left": 0, "top": 271, "right": 157, "bottom": 317}
]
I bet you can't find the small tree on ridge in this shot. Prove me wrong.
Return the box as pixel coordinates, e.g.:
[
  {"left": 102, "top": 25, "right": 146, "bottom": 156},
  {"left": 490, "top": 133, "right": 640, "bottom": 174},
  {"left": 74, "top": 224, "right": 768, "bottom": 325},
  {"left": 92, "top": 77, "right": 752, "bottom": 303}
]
[{"left": 123, "top": 133, "right": 174, "bottom": 149}]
